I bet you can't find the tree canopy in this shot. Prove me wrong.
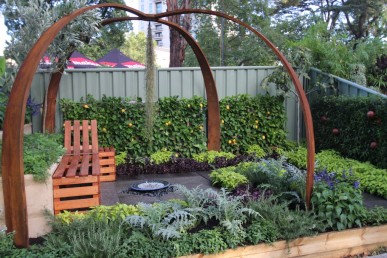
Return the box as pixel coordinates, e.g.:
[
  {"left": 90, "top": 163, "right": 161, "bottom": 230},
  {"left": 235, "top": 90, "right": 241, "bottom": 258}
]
[
  {"left": 120, "top": 32, "right": 149, "bottom": 65},
  {"left": 0, "top": 0, "right": 131, "bottom": 64}
]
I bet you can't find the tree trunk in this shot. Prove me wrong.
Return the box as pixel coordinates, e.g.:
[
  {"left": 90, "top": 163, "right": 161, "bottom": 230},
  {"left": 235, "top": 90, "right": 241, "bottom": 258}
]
[{"left": 166, "top": 0, "right": 191, "bottom": 67}]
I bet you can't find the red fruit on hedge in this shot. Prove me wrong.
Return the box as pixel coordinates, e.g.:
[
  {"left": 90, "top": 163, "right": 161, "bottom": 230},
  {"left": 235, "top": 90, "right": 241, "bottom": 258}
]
[
  {"left": 320, "top": 116, "right": 328, "bottom": 122},
  {"left": 367, "top": 111, "right": 375, "bottom": 119},
  {"left": 370, "top": 142, "right": 377, "bottom": 149},
  {"left": 332, "top": 128, "right": 339, "bottom": 135}
]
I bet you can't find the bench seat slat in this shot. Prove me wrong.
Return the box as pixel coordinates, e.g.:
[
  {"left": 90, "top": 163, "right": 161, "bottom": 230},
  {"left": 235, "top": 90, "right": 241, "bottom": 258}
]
[
  {"left": 79, "top": 154, "right": 91, "bottom": 177},
  {"left": 52, "top": 155, "right": 72, "bottom": 179},
  {"left": 66, "top": 155, "right": 81, "bottom": 177}
]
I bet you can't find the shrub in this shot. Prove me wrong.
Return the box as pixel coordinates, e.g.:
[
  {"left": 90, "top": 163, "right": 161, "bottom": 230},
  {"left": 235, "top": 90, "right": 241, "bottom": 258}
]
[
  {"left": 312, "top": 96, "right": 387, "bottom": 168},
  {"left": 185, "top": 229, "right": 228, "bottom": 255},
  {"left": 115, "top": 151, "right": 127, "bottom": 166},
  {"left": 248, "top": 196, "right": 325, "bottom": 242},
  {"left": 210, "top": 167, "right": 248, "bottom": 190},
  {"left": 363, "top": 206, "right": 387, "bottom": 226},
  {"left": 70, "top": 219, "right": 124, "bottom": 258},
  {"left": 0, "top": 133, "right": 65, "bottom": 182},
  {"left": 246, "top": 144, "right": 266, "bottom": 158},
  {"left": 150, "top": 150, "right": 175, "bottom": 164},
  {"left": 56, "top": 204, "right": 139, "bottom": 224},
  {"left": 283, "top": 146, "right": 307, "bottom": 169},
  {"left": 125, "top": 201, "right": 197, "bottom": 240},
  {"left": 177, "top": 186, "right": 259, "bottom": 238},
  {"left": 245, "top": 219, "right": 279, "bottom": 244},
  {"left": 192, "top": 150, "right": 235, "bottom": 163},
  {"left": 23, "top": 133, "right": 65, "bottom": 182},
  {"left": 283, "top": 147, "right": 387, "bottom": 199},
  {"left": 311, "top": 170, "right": 365, "bottom": 231}
]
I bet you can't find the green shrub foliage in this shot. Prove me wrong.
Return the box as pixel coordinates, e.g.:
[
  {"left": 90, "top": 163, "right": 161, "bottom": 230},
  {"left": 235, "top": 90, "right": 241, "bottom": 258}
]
[
  {"left": 60, "top": 94, "right": 287, "bottom": 158},
  {"left": 284, "top": 147, "right": 387, "bottom": 199},
  {"left": 0, "top": 133, "right": 65, "bottom": 182},
  {"left": 220, "top": 94, "right": 287, "bottom": 153},
  {"left": 61, "top": 95, "right": 207, "bottom": 157},
  {"left": 311, "top": 171, "right": 365, "bottom": 231},
  {"left": 210, "top": 166, "right": 248, "bottom": 190},
  {"left": 311, "top": 96, "right": 387, "bottom": 168},
  {"left": 192, "top": 150, "right": 235, "bottom": 163}
]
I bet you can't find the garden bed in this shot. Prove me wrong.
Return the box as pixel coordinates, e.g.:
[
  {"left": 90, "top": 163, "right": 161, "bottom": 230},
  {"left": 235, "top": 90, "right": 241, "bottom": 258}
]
[
  {"left": 181, "top": 224, "right": 387, "bottom": 258},
  {"left": 0, "top": 161, "right": 58, "bottom": 238}
]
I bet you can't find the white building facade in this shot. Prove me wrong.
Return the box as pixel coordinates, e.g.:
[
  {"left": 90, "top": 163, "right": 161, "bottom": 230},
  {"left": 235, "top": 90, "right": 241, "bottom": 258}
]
[{"left": 137, "top": 0, "right": 170, "bottom": 48}]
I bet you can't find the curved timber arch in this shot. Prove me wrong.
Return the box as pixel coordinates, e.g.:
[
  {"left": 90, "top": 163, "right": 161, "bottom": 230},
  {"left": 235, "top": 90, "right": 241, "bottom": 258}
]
[
  {"left": 2, "top": 3, "right": 220, "bottom": 247},
  {"left": 45, "top": 16, "right": 221, "bottom": 151},
  {"left": 1, "top": 4, "right": 315, "bottom": 248},
  {"left": 155, "top": 8, "right": 315, "bottom": 208}
]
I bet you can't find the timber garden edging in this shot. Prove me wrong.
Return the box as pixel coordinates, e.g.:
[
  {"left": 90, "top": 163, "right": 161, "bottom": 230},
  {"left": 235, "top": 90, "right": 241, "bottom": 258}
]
[{"left": 181, "top": 224, "right": 387, "bottom": 258}]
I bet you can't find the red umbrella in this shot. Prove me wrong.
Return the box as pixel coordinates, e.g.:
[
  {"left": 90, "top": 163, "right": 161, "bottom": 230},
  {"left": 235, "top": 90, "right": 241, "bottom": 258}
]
[{"left": 96, "top": 49, "right": 145, "bottom": 68}]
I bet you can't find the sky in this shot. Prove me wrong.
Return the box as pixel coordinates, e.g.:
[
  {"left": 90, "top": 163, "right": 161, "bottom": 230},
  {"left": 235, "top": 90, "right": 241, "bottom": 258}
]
[
  {"left": 0, "top": 1, "right": 139, "bottom": 56},
  {"left": 0, "top": 13, "right": 8, "bottom": 56}
]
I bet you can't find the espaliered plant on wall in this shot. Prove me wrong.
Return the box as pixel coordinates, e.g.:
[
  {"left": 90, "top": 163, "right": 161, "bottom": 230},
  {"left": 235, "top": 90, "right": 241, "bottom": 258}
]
[
  {"left": 60, "top": 94, "right": 287, "bottom": 158},
  {"left": 60, "top": 95, "right": 207, "bottom": 157},
  {"left": 220, "top": 94, "right": 287, "bottom": 153},
  {"left": 311, "top": 96, "right": 387, "bottom": 168}
]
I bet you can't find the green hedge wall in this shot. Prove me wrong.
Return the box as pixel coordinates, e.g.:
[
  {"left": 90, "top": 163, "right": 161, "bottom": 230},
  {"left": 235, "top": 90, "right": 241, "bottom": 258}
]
[
  {"left": 60, "top": 94, "right": 287, "bottom": 158},
  {"left": 311, "top": 96, "right": 387, "bottom": 168},
  {"left": 219, "top": 94, "right": 287, "bottom": 153}
]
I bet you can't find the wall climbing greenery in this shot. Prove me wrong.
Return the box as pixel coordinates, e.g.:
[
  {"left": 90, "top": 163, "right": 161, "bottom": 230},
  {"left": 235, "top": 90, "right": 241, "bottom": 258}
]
[
  {"left": 311, "top": 96, "right": 387, "bottom": 169},
  {"left": 60, "top": 94, "right": 287, "bottom": 158},
  {"left": 220, "top": 94, "right": 287, "bottom": 153}
]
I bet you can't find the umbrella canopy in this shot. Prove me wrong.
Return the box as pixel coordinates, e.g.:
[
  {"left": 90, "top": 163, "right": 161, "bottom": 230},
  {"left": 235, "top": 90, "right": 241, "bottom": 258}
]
[
  {"left": 39, "top": 51, "right": 101, "bottom": 69},
  {"left": 67, "top": 51, "right": 101, "bottom": 69},
  {"left": 96, "top": 49, "right": 145, "bottom": 68}
]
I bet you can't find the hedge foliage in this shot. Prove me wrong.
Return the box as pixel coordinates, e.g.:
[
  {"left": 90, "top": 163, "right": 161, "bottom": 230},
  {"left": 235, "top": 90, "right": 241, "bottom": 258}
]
[
  {"left": 61, "top": 95, "right": 207, "bottom": 158},
  {"left": 219, "top": 94, "right": 287, "bottom": 153},
  {"left": 60, "top": 94, "right": 287, "bottom": 158},
  {"left": 311, "top": 96, "right": 387, "bottom": 169}
]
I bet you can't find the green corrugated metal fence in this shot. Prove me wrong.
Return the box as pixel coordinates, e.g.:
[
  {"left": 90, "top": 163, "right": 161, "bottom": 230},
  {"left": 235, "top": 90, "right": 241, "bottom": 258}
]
[{"left": 30, "top": 66, "right": 301, "bottom": 141}]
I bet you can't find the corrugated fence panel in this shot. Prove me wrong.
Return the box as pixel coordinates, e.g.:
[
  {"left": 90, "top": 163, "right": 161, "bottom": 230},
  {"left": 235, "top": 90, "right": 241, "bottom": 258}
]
[
  {"left": 308, "top": 68, "right": 386, "bottom": 98},
  {"left": 31, "top": 66, "right": 303, "bottom": 141}
]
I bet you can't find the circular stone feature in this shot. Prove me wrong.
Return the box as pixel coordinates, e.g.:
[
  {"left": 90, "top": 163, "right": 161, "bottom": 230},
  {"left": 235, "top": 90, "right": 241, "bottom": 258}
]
[{"left": 131, "top": 180, "right": 170, "bottom": 191}]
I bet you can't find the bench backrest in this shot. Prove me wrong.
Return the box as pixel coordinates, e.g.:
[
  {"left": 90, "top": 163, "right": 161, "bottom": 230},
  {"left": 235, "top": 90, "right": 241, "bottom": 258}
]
[{"left": 64, "top": 120, "right": 99, "bottom": 155}]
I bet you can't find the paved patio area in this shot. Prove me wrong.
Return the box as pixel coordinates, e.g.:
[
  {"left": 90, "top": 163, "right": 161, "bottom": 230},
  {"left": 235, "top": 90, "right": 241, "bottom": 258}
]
[
  {"left": 101, "top": 172, "right": 387, "bottom": 209},
  {"left": 101, "top": 171, "right": 217, "bottom": 206}
]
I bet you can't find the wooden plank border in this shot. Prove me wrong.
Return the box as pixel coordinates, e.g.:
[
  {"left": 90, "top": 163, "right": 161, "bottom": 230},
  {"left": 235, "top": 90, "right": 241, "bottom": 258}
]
[{"left": 181, "top": 225, "right": 387, "bottom": 258}]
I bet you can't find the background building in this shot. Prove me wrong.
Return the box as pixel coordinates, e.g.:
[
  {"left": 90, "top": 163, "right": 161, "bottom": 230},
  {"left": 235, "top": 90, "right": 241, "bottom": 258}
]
[{"left": 126, "top": 0, "right": 170, "bottom": 67}]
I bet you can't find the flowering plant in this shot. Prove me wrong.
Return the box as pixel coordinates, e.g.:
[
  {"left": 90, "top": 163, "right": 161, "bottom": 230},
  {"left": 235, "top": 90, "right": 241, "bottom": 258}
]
[{"left": 311, "top": 170, "right": 365, "bottom": 231}]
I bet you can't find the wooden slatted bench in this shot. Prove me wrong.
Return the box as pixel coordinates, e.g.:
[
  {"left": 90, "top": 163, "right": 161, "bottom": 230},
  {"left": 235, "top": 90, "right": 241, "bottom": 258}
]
[
  {"left": 52, "top": 120, "right": 115, "bottom": 214},
  {"left": 99, "top": 146, "right": 116, "bottom": 182}
]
